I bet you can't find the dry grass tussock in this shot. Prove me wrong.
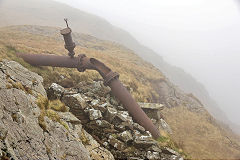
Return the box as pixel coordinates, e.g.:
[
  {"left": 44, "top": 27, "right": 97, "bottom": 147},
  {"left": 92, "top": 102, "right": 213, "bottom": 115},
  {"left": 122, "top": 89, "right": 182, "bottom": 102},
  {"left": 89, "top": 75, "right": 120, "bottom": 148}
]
[
  {"left": 37, "top": 95, "right": 69, "bottom": 131},
  {"left": 162, "top": 106, "right": 240, "bottom": 159}
]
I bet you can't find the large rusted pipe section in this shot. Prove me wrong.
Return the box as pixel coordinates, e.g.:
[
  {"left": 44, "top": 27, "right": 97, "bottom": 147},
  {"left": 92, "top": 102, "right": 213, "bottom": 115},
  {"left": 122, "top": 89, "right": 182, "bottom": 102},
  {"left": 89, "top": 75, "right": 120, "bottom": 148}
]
[
  {"left": 107, "top": 79, "right": 160, "bottom": 138},
  {"left": 15, "top": 53, "right": 78, "bottom": 68},
  {"left": 16, "top": 20, "right": 161, "bottom": 139},
  {"left": 16, "top": 52, "right": 160, "bottom": 138}
]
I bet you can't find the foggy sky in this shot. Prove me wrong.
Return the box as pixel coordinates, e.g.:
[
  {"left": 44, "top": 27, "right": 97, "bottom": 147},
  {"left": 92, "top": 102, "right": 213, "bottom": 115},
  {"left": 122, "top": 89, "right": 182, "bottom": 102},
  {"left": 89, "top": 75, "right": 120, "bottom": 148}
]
[{"left": 54, "top": 0, "right": 240, "bottom": 125}]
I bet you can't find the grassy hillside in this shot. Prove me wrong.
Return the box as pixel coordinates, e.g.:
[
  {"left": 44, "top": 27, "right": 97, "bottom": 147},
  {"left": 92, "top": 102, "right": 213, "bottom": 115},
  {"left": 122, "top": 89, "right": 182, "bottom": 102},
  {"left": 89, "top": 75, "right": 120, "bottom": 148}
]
[
  {"left": 0, "top": 0, "right": 224, "bottom": 123},
  {"left": 0, "top": 25, "right": 240, "bottom": 159},
  {"left": 0, "top": 25, "right": 165, "bottom": 102},
  {"left": 162, "top": 106, "right": 240, "bottom": 159},
  {"left": 2, "top": 0, "right": 237, "bottom": 135}
]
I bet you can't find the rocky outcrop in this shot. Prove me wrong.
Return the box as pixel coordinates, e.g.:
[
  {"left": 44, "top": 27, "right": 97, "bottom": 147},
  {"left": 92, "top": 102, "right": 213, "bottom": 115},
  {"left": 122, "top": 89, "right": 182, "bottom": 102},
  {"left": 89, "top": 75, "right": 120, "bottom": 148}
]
[
  {"left": 0, "top": 60, "right": 182, "bottom": 159},
  {"left": 48, "top": 78, "right": 183, "bottom": 159},
  {"left": 0, "top": 60, "right": 113, "bottom": 160}
]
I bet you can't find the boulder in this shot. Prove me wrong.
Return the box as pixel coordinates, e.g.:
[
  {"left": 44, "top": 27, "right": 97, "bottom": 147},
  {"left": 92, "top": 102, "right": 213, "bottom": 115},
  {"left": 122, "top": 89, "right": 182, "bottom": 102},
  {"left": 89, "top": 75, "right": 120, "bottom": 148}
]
[
  {"left": 133, "top": 133, "right": 157, "bottom": 148},
  {"left": 88, "top": 109, "right": 102, "bottom": 120},
  {"left": 0, "top": 60, "right": 46, "bottom": 97},
  {"left": 47, "top": 83, "right": 65, "bottom": 100},
  {"left": 104, "top": 107, "right": 117, "bottom": 122},
  {"left": 62, "top": 93, "right": 86, "bottom": 110},
  {"left": 118, "top": 131, "right": 133, "bottom": 143},
  {"left": 138, "top": 102, "right": 164, "bottom": 120},
  {"left": 0, "top": 60, "right": 91, "bottom": 160}
]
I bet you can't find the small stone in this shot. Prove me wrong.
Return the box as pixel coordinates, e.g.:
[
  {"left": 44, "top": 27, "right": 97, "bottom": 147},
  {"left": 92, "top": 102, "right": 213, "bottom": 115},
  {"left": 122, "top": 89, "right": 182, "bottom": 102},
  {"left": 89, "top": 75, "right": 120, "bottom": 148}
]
[
  {"left": 160, "top": 119, "right": 172, "bottom": 134},
  {"left": 170, "top": 155, "right": 178, "bottom": 160},
  {"left": 151, "top": 118, "right": 157, "bottom": 124},
  {"left": 110, "top": 97, "right": 119, "bottom": 106},
  {"left": 148, "top": 145, "right": 162, "bottom": 152},
  {"left": 133, "top": 139, "right": 157, "bottom": 149},
  {"left": 133, "top": 133, "right": 156, "bottom": 148},
  {"left": 95, "top": 120, "right": 112, "bottom": 128},
  {"left": 62, "top": 93, "right": 86, "bottom": 110},
  {"left": 103, "top": 142, "right": 109, "bottom": 147},
  {"left": 115, "top": 124, "right": 126, "bottom": 132},
  {"left": 133, "top": 123, "right": 145, "bottom": 133},
  {"left": 162, "top": 147, "right": 180, "bottom": 156},
  {"left": 96, "top": 120, "right": 102, "bottom": 126},
  {"left": 100, "top": 103, "right": 108, "bottom": 107},
  {"left": 146, "top": 131, "right": 152, "bottom": 137},
  {"left": 97, "top": 102, "right": 109, "bottom": 113},
  {"left": 122, "top": 121, "right": 134, "bottom": 130},
  {"left": 119, "top": 131, "right": 133, "bottom": 143},
  {"left": 139, "top": 102, "right": 164, "bottom": 120},
  {"left": 147, "top": 151, "right": 160, "bottom": 159},
  {"left": 91, "top": 99, "right": 99, "bottom": 106},
  {"left": 108, "top": 135, "right": 125, "bottom": 151},
  {"left": 117, "top": 105, "right": 125, "bottom": 110},
  {"left": 104, "top": 107, "right": 117, "bottom": 122},
  {"left": 47, "top": 83, "right": 65, "bottom": 100},
  {"left": 115, "top": 111, "right": 133, "bottom": 123},
  {"left": 138, "top": 135, "right": 152, "bottom": 141},
  {"left": 88, "top": 109, "right": 102, "bottom": 120},
  {"left": 133, "top": 130, "right": 141, "bottom": 138}
]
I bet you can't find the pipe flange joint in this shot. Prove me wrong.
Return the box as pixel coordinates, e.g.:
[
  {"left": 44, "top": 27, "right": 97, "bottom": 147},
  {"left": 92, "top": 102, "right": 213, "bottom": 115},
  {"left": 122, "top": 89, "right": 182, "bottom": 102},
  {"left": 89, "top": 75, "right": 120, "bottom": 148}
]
[
  {"left": 104, "top": 71, "right": 119, "bottom": 86},
  {"left": 77, "top": 54, "right": 87, "bottom": 72}
]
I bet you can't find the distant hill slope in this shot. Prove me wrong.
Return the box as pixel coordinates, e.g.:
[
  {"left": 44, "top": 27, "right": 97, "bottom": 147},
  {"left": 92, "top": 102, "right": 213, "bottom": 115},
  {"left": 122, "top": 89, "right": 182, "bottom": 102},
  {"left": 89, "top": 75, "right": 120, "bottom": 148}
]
[{"left": 0, "top": 25, "right": 240, "bottom": 159}]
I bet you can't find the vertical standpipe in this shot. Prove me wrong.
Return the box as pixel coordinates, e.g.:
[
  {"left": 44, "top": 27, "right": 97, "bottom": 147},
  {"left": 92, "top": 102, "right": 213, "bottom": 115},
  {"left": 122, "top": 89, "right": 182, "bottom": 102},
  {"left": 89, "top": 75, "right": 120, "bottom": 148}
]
[{"left": 60, "top": 28, "right": 76, "bottom": 57}]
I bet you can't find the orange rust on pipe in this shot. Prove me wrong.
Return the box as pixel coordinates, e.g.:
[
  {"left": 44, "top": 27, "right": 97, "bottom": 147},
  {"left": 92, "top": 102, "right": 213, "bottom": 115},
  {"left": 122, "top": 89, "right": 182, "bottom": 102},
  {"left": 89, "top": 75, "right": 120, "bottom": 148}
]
[{"left": 16, "top": 52, "right": 161, "bottom": 139}]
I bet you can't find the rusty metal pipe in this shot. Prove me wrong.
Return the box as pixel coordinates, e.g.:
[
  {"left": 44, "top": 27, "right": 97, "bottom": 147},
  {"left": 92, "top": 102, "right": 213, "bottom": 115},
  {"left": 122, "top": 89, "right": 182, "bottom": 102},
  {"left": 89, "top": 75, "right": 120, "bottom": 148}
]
[
  {"left": 108, "top": 79, "right": 161, "bottom": 138},
  {"left": 16, "top": 52, "right": 161, "bottom": 139},
  {"left": 16, "top": 53, "right": 79, "bottom": 68}
]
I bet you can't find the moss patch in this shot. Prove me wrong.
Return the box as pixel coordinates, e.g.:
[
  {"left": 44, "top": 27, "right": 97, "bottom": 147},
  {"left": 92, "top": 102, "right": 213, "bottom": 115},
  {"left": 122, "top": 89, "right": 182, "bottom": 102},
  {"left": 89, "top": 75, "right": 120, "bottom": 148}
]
[
  {"left": 7, "top": 79, "right": 33, "bottom": 95},
  {"left": 80, "top": 129, "right": 90, "bottom": 145},
  {"left": 36, "top": 95, "right": 69, "bottom": 131},
  {"left": 48, "top": 99, "right": 68, "bottom": 112}
]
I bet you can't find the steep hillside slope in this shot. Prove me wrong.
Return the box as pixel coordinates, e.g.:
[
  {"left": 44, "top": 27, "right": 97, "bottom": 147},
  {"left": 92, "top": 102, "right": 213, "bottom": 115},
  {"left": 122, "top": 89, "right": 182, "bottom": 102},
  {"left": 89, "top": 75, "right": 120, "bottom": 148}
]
[
  {"left": 0, "top": 0, "right": 228, "bottom": 127},
  {"left": 0, "top": 25, "right": 240, "bottom": 159},
  {"left": 0, "top": 59, "right": 184, "bottom": 159}
]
